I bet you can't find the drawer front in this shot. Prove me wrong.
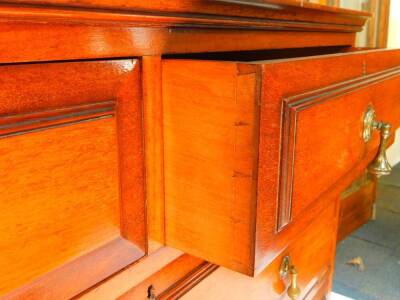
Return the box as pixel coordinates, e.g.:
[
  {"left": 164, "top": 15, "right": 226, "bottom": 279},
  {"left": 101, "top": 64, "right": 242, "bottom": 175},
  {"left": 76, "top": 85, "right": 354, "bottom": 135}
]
[
  {"left": 163, "top": 49, "right": 400, "bottom": 276},
  {"left": 338, "top": 172, "right": 376, "bottom": 241},
  {"left": 256, "top": 49, "right": 400, "bottom": 271},
  {"left": 180, "top": 201, "right": 336, "bottom": 300},
  {"left": 118, "top": 254, "right": 207, "bottom": 300},
  {"left": 278, "top": 67, "right": 400, "bottom": 229},
  {"left": 0, "top": 60, "right": 145, "bottom": 299}
]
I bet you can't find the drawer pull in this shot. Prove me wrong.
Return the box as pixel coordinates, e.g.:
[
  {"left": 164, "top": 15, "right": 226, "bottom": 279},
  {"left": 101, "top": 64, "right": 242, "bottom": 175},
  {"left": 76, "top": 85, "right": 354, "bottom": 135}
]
[
  {"left": 368, "top": 122, "right": 392, "bottom": 176},
  {"left": 147, "top": 285, "right": 156, "bottom": 300},
  {"left": 280, "top": 256, "right": 301, "bottom": 300},
  {"left": 363, "top": 106, "right": 392, "bottom": 177},
  {"left": 287, "top": 266, "right": 301, "bottom": 300}
]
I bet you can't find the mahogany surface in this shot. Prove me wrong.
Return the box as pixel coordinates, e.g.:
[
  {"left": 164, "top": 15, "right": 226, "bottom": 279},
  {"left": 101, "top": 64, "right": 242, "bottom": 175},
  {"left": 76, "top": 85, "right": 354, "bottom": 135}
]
[
  {"left": 0, "top": 23, "right": 356, "bottom": 64},
  {"left": 0, "top": 1, "right": 364, "bottom": 64},
  {"left": 0, "top": 60, "right": 145, "bottom": 299},
  {"left": 338, "top": 174, "right": 377, "bottom": 241},
  {"left": 255, "top": 48, "right": 400, "bottom": 274},
  {"left": 78, "top": 247, "right": 183, "bottom": 300},
  {"left": 142, "top": 56, "right": 165, "bottom": 254},
  {"left": 119, "top": 255, "right": 211, "bottom": 300},
  {"left": 4, "top": 1, "right": 368, "bottom": 26},
  {"left": 162, "top": 48, "right": 400, "bottom": 276},
  {"left": 0, "top": 1, "right": 399, "bottom": 300},
  {"left": 181, "top": 200, "right": 336, "bottom": 300}
]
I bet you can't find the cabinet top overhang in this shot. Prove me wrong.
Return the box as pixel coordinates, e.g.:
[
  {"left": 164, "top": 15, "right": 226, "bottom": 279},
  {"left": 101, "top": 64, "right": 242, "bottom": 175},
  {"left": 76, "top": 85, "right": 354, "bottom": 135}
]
[{"left": 2, "top": 0, "right": 369, "bottom": 32}]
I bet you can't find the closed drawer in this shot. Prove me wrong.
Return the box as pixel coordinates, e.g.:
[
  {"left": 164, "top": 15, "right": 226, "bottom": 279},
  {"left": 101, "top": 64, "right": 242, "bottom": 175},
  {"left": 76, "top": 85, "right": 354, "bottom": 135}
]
[
  {"left": 162, "top": 49, "right": 400, "bottom": 275},
  {"left": 0, "top": 60, "right": 145, "bottom": 299},
  {"left": 180, "top": 200, "right": 336, "bottom": 300}
]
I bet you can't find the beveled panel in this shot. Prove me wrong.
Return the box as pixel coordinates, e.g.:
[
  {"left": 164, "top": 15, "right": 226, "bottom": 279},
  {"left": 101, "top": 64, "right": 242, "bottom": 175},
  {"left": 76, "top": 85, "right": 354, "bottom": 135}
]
[
  {"left": 0, "top": 59, "right": 145, "bottom": 299},
  {"left": 0, "top": 117, "right": 119, "bottom": 295}
]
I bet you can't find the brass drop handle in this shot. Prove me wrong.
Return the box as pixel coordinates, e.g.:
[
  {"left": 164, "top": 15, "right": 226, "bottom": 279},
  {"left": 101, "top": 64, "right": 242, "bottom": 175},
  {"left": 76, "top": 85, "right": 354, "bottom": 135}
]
[
  {"left": 147, "top": 285, "right": 156, "bottom": 300},
  {"left": 368, "top": 122, "right": 392, "bottom": 176},
  {"left": 280, "top": 256, "right": 301, "bottom": 300},
  {"left": 287, "top": 266, "right": 301, "bottom": 300},
  {"left": 363, "top": 106, "right": 392, "bottom": 177}
]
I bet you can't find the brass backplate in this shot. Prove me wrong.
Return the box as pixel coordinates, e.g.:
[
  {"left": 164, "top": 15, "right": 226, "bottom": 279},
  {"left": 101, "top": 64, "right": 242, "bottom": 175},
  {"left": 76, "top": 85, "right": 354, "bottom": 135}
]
[
  {"left": 280, "top": 256, "right": 290, "bottom": 278},
  {"left": 363, "top": 106, "right": 376, "bottom": 143}
]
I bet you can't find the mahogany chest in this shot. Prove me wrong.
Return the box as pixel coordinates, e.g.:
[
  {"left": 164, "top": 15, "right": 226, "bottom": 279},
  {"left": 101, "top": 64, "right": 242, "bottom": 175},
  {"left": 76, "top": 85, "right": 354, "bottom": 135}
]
[{"left": 0, "top": 1, "right": 398, "bottom": 299}]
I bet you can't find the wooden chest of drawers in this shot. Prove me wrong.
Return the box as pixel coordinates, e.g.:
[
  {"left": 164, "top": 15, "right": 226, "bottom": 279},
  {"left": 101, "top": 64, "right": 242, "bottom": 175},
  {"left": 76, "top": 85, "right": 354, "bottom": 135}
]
[{"left": 0, "top": 1, "right": 398, "bottom": 299}]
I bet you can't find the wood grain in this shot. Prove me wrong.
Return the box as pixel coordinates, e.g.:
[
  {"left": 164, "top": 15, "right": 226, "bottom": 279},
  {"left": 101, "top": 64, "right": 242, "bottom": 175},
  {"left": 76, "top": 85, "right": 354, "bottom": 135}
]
[
  {"left": 0, "top": 60, "right": 133, "bottom": 115},
  {"left": 255, "top": 48, "right": 400, "bottom": 273},
  {"left": 163, "top": 61, "right": 260, "bottom": 275},
  {"left": 162, "top": 48, "right": 400, "bottom": 277},
  {"left": 0, "top": 2, "right": 390, "bottom": 299},
  {"left": 181, "top": 200, "right": 336, "bottom": 300},
  {"left": 279, "top": 66, "right": 400, "bottom": 229},
  {"left": 118, "top": 255, "right": 208, "bottom": 300},
  {"left": 0, "top": 20, "right": 356, "bottom": 64},
  {"left": 4, "top": 238, "right": 143, "bottom": 300},
  {"left": 78, "top": 247, "right": 183, "bottom": 300},
  {"left": 142, "top": 56, "right": 165, "bottom": 253},
  {"left": 2, "top": 1, "right": 368, "bottom": 27},
  {"left": 115, "top": 59, "right": 146, "bottom": 250},
  {"left": 157, "top": 262, "right": 218, "bottom": 300},
  {"left": 338, "top": 174, "right": 376, "bottom": 241},
  {"left": 0, "top": 59, "right": 146, "bottom": 298},
  {"left": 0, "top": 117, "right": 119, "bottom": 295}
]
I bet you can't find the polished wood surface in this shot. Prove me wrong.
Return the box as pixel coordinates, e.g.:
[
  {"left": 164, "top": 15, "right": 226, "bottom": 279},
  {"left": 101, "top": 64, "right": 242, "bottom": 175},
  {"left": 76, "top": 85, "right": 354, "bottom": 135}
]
[
  {"left": 0, "top": 22, "right": 356, "bottom": 64},
  {"left": 163, "top": 60, "right": 260, "bottom": 275},
  {"left": 0, "top": 0, "right": 367, "bottom": 64},
  {"left": 162, "top": 48, "right": 400, "bottom": 277},
  {"left": 119, "top": 255, "right": 210, "bottom": 300},
  {"left": 256, "top": 48, "right": 400, "bottom": 274},
  {"left": 157, "top": 263, "right": 218, "bottom": 300},
  {"left": 143, "top": 56, "right": 165, "bottom": 254},
  {"left": 1, "top": 2, "right": 398, "bottom": 299},
  {"left": 0, "top": 117, "right": 119, "bottom": 295},
  {"left": 181, "top": 200, "right": 336, "bottom": 300},
  {"left": 4, "top": 1, "right": 368, "bottom": 26},
  {"left": 278, "top": 63, "right": 400, "bottom": 229},
  {"left": 338, "top": 174, "right": 376, "bottom": 241},
  {"left": 78, "top": 247, "right": 183, "bottom": 300},
  {"left": 0, "top": 4, "right": 365, "bottom": 31},
  {"left": 0, "top": 60, "right": 145, "bottom": 299}
]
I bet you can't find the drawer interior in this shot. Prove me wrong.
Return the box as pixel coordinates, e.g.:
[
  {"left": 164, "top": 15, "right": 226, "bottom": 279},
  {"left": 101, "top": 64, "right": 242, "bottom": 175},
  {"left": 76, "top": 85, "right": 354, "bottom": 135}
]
[
  {"left": 164, "top": 46, "right": 374, "bottom": 62},
  {"left": 164, "top": 46, "right": 350, "bottom": 61}
]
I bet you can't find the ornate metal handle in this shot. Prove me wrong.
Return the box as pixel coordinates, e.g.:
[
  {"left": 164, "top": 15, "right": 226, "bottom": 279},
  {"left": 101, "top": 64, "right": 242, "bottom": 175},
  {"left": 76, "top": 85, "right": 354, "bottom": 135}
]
[
  {"left": 280, "top": 256, "right": 301, "bottom": 300},
  {"left": 147, "top": 285, "right": 156, "bottom": 300},
  {"left": 363, "top": 106, "right": 392, "bottom": 177},
  {"left": 287, "top": 266, "right": 301, "bottom": 300}
]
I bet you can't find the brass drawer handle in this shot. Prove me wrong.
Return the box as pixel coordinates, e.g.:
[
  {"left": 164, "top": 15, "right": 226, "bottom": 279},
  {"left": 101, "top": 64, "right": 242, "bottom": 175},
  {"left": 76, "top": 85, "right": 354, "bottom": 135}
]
[
  {"left": 363, "top": 106, "right": 392, "bottom": 177},
  {"left": 287, "top": 266, "right": 301, "bottom": 300},
  {"left": 147, "top": 285, "right": 156, "bottom": 300},
  {"left": 280, "top": 256, "right": 301, "bottom": 300}
]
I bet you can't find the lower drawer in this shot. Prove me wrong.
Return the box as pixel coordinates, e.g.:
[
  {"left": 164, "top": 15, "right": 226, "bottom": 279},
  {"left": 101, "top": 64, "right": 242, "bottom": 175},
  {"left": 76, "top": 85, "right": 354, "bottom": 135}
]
[
  {"left": 180, "top": 201, "right": 336, "bottom": 300},
  {"left": 303, "top": 271, "right": 330, "bottom": 300},
  {"left": 338, "top": 172, "right": 376, "bottom": 241}
]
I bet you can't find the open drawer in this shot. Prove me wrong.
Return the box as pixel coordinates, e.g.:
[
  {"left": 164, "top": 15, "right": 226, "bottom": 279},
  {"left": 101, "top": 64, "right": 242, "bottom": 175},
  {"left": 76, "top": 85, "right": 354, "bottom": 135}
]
[{"left": 162, "top": 49, "right": 400, "bottom": 276}]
